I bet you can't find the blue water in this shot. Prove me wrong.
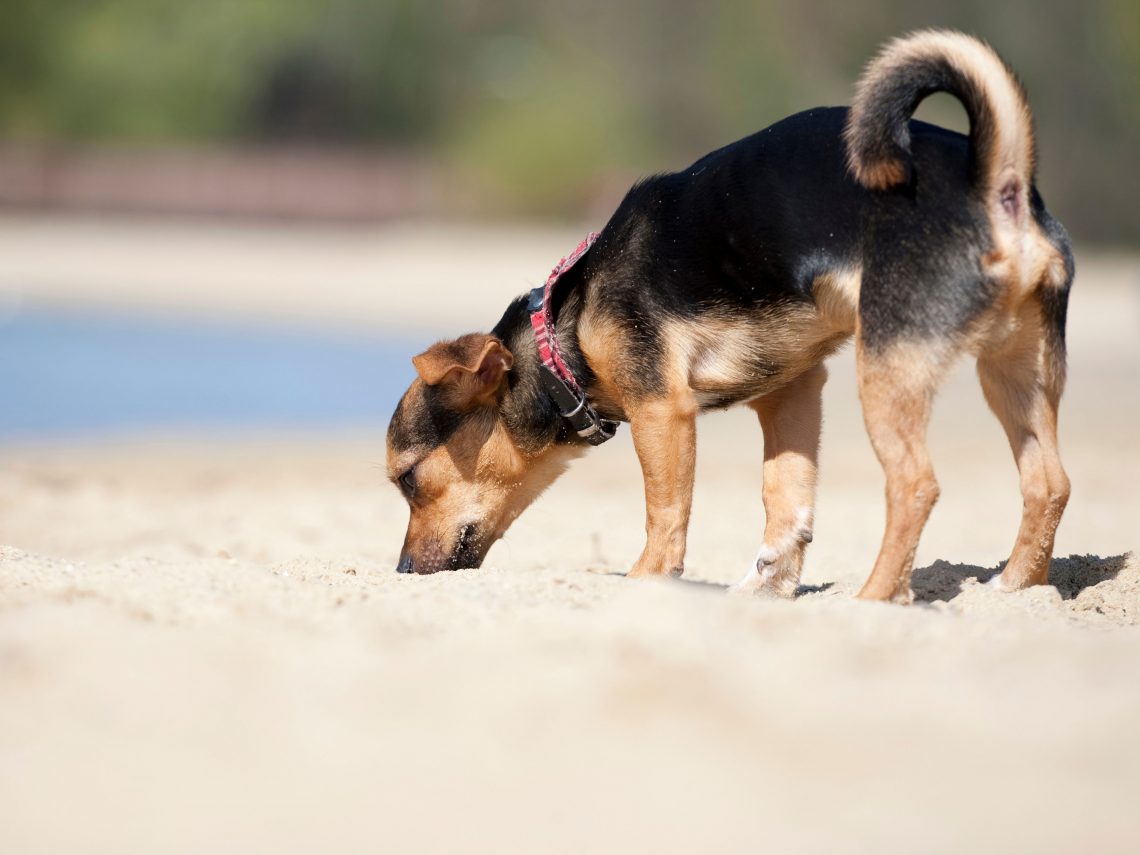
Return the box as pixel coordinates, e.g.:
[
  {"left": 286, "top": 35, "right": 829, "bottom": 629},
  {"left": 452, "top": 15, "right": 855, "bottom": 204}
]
[{"left": 0, "top": 307, "right": 424, "bottom": 440}]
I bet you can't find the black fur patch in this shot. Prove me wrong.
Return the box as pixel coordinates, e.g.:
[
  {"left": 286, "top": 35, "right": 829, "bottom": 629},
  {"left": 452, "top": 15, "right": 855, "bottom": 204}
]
[
  {"left": 387, "top": 382, "right": 467, "bottom": 454},
  {"left": 1032, "top": 189, "right": 1075, "bottom": 352},
  {"left": 492, "top": 295, "right": 573, "bottom": 452},
  {"left": 858, "top": 126, "right": 997, "bottom": 349}
]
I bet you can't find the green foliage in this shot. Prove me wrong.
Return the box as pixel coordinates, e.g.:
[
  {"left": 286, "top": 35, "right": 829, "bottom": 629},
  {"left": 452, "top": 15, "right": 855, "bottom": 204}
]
[
  {"left": 0, "top": 0, "right": 461, "bottom": 142},
  {"left": 0, "top": 0, "right": 1137, "bottom": 237},
  {"left": 449, "top": 73, "right": 653, "bottom": 214}
]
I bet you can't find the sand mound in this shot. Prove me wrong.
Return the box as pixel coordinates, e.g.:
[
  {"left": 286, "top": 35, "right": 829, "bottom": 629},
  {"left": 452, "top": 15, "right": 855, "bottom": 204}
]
[
  {"left": 906, "top": 553, "right": 1139, "bottom": 624},
  {"left": 3, "top": 540, "right": 1139, "bottom": 854}
]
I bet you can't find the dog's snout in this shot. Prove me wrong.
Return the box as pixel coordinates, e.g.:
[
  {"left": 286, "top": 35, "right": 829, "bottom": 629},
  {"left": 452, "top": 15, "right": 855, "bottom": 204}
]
[{"left": 395, "top": 553, "right": 415, "bottom": 574}]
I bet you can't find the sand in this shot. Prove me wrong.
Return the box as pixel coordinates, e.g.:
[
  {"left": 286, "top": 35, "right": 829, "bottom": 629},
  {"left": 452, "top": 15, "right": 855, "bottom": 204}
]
[{"left": 1, "top": 217, "right": 1139, "bottom": 853}]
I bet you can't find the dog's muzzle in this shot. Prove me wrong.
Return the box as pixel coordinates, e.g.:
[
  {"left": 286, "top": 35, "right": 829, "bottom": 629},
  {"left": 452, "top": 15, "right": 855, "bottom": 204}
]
[{"left": 394, "top": 524, "right": 485, "bottom": 575}]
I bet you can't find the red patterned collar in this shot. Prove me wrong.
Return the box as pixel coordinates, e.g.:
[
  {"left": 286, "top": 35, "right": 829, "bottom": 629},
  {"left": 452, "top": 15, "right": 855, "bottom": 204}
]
[{"left": 526, "top": 232, "right": 618, "bottom": 445}]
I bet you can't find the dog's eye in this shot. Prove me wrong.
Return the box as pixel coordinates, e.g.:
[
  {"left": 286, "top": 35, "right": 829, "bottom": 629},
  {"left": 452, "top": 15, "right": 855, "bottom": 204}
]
[{"left": 398, "top": 468, "right": 417, "bottom": 498}]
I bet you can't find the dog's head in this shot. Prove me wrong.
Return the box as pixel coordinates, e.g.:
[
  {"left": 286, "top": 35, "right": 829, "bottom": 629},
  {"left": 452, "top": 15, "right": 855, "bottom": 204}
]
[{"left": 386, "top": 332, "right": 579, "bottom": 574}]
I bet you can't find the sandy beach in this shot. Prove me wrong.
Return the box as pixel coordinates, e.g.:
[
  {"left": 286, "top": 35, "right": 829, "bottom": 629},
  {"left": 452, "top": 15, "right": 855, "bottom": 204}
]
[{"left": 1, "top": 217, "right": 1138, "bottom": 853}]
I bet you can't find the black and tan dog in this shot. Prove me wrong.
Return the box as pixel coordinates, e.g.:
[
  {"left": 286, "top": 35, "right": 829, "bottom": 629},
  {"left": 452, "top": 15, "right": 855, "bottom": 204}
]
[{"left": 386, "top": 30, "right": 1073, "bottom": 603}]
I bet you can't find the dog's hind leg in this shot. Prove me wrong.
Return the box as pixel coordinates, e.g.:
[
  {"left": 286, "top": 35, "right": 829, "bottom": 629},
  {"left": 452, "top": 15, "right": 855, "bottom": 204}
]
[
  {"left": 731, "top": 365, "right": 826, "bottom": 597},
  {"left": 977, "top": 301, "right": 1070, "bottom": 590},
  {"left": 626, "top": 393, "right": 698, "bottom": 579},
  {"left": 856, "top": 340, "right": 947, "bottom": 603}
]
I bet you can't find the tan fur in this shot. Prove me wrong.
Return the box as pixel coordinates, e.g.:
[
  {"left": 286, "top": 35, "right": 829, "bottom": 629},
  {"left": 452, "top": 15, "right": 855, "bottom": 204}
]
[
  {"left": 853, "top": 159, "right": 908, "bottom": 193},
  {"left": 412, "top": 334, "right": 513, "bottom": 409},
  {"left": 977, "top": 301, "right": 1070, "bottom": 590},
  {"left": 954, "top": 213, "right": 1070, "bottom": 376},
  {"left": 854, "top": 339, "right": 950, "bottom": 603},
  {"left": 658, "top": 306, "right": 849, "bottom": 409},
  {"left": 980, "top": 218, "right": 1072, "bottom": 349},
  {"left": 576, "top": 311, "right": 633, "bottom": 419},
  {"left": 580, "top": 310, "right": 705, "bottom": 578},
  {"left": 852, "top": 287, "right": 1070, "bottom": 603},
  {"left": 812, "top": 267, "right": 862, "bottom": 332},
  {"left": 625, "top": 393, "right": 698, "bottom": 578},
  {"left": 732, "top": 365, "right": 827, "bottom": 597},
  {"left": 388, "top": 405, "right": 583, "bottom": 573}
]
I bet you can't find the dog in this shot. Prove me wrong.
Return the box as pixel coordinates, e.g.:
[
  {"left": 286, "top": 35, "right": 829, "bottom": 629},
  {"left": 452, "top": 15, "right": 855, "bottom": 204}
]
[{"left": 386, "top": 30, "right": 1073, "bottom": 603}]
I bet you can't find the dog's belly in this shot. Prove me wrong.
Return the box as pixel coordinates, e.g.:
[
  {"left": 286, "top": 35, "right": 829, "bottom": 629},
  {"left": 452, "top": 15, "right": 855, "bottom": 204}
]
[{"left": 673, "top": 272, "right": 859, "bottom": 409}]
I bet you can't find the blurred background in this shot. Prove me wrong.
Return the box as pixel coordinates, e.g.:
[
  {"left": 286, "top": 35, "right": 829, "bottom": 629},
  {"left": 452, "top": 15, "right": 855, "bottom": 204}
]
[
  {"left": 0, "top": 0, "right": 1137, "bottom": 439},
  {"left": 4, "top": 8, "right": 1140, "bottom": 851}
]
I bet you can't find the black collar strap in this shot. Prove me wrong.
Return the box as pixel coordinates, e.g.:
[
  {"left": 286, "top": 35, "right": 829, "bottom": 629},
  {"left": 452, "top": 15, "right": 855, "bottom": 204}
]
[{"left": 527, "top": 233, "right": 619, "bottom": 446}]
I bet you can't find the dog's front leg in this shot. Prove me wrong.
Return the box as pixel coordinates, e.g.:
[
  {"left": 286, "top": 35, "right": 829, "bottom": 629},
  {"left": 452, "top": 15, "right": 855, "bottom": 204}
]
[
  {"left": 626, "top": 395, "right": 698, "bottom": 579},
  {"left": 732, "top": 365, "right": 826, "bottom": 597}
]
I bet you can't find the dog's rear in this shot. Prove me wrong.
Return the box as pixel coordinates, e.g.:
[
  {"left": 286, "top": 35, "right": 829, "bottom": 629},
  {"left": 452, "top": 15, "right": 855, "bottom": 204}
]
[{"left": 842, "top": 31, "right": 1073, "bottom": 601}]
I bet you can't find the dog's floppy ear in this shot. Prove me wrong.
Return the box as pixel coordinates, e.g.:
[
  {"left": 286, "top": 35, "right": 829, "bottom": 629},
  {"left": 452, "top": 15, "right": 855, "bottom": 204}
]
[{"left": 412, "top": 333, "right": 514, "bottom": 408}]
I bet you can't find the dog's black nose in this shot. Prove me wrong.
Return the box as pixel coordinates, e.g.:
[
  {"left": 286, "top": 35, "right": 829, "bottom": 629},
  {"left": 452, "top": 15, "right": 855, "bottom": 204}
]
[{"left": 396, "top": 554, "right": 415, "bottom": 574}]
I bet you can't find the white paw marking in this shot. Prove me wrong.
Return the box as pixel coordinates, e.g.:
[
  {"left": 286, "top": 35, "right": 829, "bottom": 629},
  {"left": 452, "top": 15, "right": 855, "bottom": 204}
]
[
  {"left": 733, "top": 506, "right": 815, "bottom": 596},
  {"left": 730, "top": 565, "right": 764, "bottom": 594},
  {"left": 987, "top": 572, "right": 1009, "bottom": 591},
  {"left": 793, "top": 506, "right": 813, "bottom": 535}
]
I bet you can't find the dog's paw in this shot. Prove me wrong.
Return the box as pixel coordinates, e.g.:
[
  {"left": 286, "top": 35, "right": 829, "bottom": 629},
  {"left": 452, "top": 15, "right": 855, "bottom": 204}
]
[
  {"left": 627, "top": 564, "right": 684, "bottom": 580},
  {"left": 729, "top": 541, "right": 803, "bottom": 597},
  {"left": 729, "top": 562, "right": 797, "bottom": 598}
]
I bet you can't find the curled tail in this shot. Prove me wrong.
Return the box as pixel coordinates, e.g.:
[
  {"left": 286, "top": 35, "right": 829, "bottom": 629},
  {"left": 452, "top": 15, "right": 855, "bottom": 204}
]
[{"left": 844, "top": 30, "right": 1035, "bottom": 223}]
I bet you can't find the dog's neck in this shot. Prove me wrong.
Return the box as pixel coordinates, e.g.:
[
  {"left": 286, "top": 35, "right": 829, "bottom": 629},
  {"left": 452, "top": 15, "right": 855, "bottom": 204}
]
[{"left": 493, "top": 265, "right": 599, "bottom": 454}]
